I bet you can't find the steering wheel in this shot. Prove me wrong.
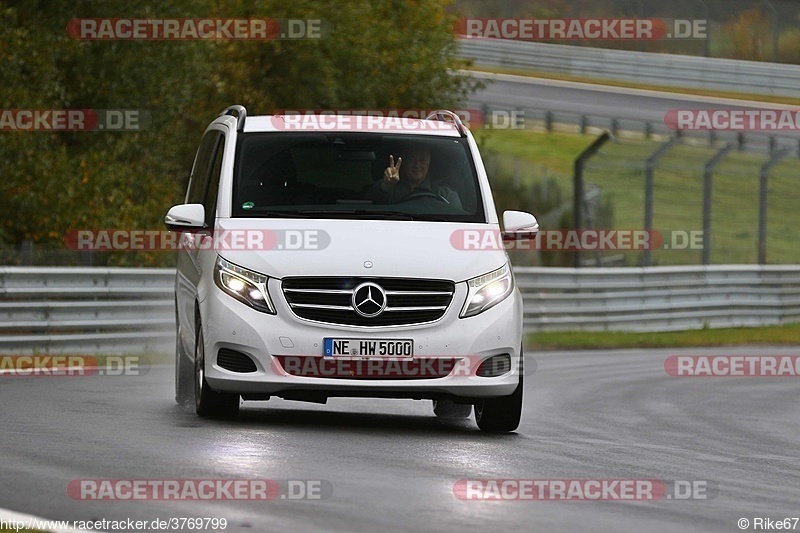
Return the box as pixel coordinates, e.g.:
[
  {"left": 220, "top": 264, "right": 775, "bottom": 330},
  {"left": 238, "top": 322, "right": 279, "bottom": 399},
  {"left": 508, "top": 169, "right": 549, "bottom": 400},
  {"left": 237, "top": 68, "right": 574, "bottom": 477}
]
[{"left": 400, "top": 191, "right": 450, "bottom": 204}]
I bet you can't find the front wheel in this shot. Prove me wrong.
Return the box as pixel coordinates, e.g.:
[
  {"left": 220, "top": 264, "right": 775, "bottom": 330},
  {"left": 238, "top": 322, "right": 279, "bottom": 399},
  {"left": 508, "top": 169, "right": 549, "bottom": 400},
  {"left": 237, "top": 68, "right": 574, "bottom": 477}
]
[
  {"left": 474, "top": 374, "right": 523, "bottom": 433},
  {"left": 194, "top": 321, "right": 239, "bottom": 419}
]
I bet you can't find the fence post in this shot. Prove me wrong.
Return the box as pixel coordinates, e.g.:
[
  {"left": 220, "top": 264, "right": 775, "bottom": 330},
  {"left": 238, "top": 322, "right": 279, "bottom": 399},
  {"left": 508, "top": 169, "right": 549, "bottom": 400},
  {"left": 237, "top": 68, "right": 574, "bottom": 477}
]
[
  {"left": 644, "top": 136, "right": 680, "bottom": 266},
  {"left": 737, "top": 132, "right": 746, "bottom": 152},
  {"left": 702, "top": 143, "right": 734, "bottom": 265},
  {"left": 758, "top": 149, "right": 789, "bottom": 265},
  {"left": 573, "top": 132, "right": 612, "bottom": 268}
]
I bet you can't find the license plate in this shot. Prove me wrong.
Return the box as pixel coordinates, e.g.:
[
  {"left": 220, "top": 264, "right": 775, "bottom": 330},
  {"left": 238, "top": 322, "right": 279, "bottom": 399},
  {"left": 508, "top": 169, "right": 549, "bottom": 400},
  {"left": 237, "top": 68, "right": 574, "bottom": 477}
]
[{"left": 324, "top": 338, "right": 414, "bottom": 357}]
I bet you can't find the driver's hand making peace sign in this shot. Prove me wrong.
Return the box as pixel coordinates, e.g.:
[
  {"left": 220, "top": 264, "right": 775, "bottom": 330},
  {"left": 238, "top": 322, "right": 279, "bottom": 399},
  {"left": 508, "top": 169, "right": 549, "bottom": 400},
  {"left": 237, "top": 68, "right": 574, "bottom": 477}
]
[{"left": 381, "top": 155, "right": 402, "bottom": 191}]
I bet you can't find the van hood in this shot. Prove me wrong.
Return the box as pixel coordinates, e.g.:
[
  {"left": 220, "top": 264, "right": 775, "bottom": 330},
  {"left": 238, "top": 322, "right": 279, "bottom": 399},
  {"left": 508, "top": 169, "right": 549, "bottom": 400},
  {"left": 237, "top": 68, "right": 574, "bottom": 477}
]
[{"left": 215, "top": 218, "right": 507, "bottom": 282}]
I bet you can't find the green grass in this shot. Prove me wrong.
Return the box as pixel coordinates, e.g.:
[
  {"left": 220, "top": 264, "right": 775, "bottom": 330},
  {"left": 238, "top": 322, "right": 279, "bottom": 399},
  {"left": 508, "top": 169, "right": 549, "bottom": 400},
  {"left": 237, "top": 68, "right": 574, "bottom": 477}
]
[
  {"left": 475, "top": 128, "right": 800, "bottom": 265},
  {"left": 478, "top": 130, "right": 589, "bottom": 176},
  {"left": 527, "top": 323, "right": 800, "bottom": 349}
]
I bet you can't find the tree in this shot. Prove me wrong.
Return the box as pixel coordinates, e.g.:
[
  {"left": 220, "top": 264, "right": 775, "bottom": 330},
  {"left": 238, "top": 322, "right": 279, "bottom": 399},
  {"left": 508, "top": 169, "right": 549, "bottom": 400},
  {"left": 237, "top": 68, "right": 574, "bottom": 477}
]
[{"left": 0, "top": 0, "right": 479, "bottom": 265}]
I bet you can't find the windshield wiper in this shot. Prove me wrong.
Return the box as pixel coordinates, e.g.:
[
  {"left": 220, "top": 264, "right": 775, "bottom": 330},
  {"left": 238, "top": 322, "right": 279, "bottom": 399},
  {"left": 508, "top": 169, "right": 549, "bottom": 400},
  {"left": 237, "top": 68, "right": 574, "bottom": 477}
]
[
  {"left": 249, "top": 210, "right": 314, "bottom": 218},
  {"left": 295, "top": 209, "right": 411, "bottom": 219},
  {"left": 296, "top": 209, "right": 448, "bottom": 222},
  {"left": 377, "top": 212, "right": 449, "bottom": 222}
]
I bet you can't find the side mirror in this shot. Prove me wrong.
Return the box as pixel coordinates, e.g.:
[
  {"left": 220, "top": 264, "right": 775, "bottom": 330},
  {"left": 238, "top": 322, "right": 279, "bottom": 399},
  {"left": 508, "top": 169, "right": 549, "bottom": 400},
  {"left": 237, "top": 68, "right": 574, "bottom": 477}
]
[
  {"left": 502, "top": 210, "right": 539, "bottom": 241},
  {"left": 165, "top": 204, "right": 206, "bottom": 232}
]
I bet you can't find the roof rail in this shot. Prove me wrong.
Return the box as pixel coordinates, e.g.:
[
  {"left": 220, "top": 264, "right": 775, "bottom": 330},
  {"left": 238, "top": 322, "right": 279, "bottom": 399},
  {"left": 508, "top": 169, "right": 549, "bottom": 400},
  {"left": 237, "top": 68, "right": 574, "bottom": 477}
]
[
  {"left": 425, "top": 110, "right": 467, "bottom": 137},
  {"left": 219, "top": 105, "right": 247, "bottom": 132}
]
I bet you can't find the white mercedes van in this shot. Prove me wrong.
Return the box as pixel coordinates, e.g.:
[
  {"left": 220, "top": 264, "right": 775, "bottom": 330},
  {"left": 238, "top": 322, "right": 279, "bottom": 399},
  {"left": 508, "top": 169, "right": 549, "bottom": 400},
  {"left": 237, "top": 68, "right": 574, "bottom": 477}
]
[{"left": 165, "top": 106, "right": 538, "bottom": 432}]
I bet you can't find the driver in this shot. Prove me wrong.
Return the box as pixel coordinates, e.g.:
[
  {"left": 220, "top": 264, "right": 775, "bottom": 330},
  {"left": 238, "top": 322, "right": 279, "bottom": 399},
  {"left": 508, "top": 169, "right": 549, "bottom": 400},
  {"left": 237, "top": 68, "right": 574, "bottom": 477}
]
[{"left": 365, "top": 144, "right": 462, "bottom": 209}]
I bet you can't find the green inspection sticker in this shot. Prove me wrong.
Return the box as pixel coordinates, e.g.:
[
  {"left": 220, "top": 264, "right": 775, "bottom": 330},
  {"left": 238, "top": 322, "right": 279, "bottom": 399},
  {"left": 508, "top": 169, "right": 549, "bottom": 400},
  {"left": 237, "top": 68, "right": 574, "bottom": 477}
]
[{"left": 242, "top": 201, "right": 254, "bottom": 210}]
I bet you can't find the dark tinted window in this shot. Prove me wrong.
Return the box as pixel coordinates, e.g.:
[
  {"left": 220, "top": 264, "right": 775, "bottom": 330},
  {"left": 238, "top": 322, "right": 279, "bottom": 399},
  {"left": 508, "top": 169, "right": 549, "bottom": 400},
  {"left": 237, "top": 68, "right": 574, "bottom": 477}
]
[
  {"left": 232, "top": 133, "right": 484, "bottom": 223},
  {"left": 204, "top": 134, "right": 225, "bottom": 227},
  {"left": 186, "top": 130, "right": 222, "bottom": 205}
]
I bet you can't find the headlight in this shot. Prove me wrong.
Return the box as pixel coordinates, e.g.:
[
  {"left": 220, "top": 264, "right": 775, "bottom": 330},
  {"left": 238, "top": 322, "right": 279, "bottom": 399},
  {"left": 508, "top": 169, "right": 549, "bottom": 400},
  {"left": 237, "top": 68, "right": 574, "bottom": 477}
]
[
  {"left": 460, "top": 264, "right": 514, "bottom": 318},
  {"left": 214, "top": 256, "right": 275, "bottom": 314}
]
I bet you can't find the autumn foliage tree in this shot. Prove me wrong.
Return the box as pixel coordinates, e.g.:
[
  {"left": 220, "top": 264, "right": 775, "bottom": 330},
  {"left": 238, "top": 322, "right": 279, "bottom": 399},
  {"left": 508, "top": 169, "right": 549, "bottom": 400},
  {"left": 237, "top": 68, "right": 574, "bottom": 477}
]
[
  {"left": 0, "top": 0, "right": 479, "bottom": 265},
  {"left": 721, "top": 8, "right": 773, "bottom": 61}
]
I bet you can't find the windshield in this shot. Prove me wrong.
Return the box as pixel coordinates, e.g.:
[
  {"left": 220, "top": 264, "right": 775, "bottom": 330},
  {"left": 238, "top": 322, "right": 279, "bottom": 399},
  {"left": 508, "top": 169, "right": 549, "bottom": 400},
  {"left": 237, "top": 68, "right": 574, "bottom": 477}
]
[{"left": 231, "top": 132, "right": 485, "bottom": 222}]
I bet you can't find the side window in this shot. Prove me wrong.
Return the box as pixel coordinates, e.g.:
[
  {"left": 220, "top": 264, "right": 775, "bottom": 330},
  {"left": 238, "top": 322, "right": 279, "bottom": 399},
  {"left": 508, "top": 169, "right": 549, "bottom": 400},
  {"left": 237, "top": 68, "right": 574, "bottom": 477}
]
[
  {"left": 186, "top": 130, "right": 221, "bottom": 205},
  {"left": 204, "top": 134, "right": 225, "bottom": 227}
]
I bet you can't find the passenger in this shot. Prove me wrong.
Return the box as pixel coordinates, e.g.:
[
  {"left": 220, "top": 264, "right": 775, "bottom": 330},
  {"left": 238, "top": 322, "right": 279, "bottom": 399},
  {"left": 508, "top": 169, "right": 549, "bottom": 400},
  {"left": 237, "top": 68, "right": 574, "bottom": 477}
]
[{"left": 365, "top": 144, "right": 462, "bottom": 209}]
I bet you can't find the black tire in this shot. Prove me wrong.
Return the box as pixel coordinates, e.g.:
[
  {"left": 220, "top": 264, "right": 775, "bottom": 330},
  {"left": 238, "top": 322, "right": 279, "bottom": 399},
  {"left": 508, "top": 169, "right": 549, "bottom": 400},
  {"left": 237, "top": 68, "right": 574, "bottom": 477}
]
[
  {"left": 474, "top": 374, "right": 523, "bottom": 433},
  {"left": 432, "top": 399, "right": 473, "bottom": 419},
  {"left": 174, "top": 324, "right": 193, "bottom": 406},
  {"left": 194, "top": 320, "right": 239, "bottom": 419}
]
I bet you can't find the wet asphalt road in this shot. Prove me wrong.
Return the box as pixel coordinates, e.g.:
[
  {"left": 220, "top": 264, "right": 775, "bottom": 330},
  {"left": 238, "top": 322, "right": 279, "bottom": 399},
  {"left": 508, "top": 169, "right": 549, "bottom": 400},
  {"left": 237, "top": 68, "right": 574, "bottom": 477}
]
[
  {"left": 1, "top": 346, "right": 799, "bottom": 533},
  {"left": 466, "top": 71, "right": 800, "bottom": 153}
]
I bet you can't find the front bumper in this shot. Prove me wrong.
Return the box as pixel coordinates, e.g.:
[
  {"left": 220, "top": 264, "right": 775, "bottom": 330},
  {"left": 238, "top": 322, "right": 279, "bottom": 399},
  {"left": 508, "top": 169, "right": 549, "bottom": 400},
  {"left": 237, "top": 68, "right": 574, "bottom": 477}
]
[{"left": 202, "top": 278, "right": 523, "bottom": 400}]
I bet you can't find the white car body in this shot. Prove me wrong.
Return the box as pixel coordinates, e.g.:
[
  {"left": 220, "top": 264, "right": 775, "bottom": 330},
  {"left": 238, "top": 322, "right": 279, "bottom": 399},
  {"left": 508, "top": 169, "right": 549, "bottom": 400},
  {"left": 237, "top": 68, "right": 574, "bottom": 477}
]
[{"left": 167, "top": 107, "right": 538, "bottom": 431}]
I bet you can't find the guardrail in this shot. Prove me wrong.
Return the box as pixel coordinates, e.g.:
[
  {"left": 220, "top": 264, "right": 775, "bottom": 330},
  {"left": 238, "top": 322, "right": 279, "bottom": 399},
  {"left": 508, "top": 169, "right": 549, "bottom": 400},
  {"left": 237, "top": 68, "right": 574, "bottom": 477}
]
[
  {"left": 517, "top": 265, "right": 800, "bottom": 331},
  {"left": 0, "top": 267, "right": 175, "bottom": 354},
  {"left": 459, "top": 38, "right": 800, "bottom": 98},
  {"left": 1, "top": 266, "right": 798, "bottom": 354}
]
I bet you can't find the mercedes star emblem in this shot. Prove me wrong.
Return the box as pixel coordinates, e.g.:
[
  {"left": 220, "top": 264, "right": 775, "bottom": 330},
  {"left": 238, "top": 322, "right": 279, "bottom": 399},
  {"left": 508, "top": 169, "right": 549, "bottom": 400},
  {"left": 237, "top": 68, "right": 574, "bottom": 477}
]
[{"left": 352, "top": 282, "right": 387, "bottom": 317}]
